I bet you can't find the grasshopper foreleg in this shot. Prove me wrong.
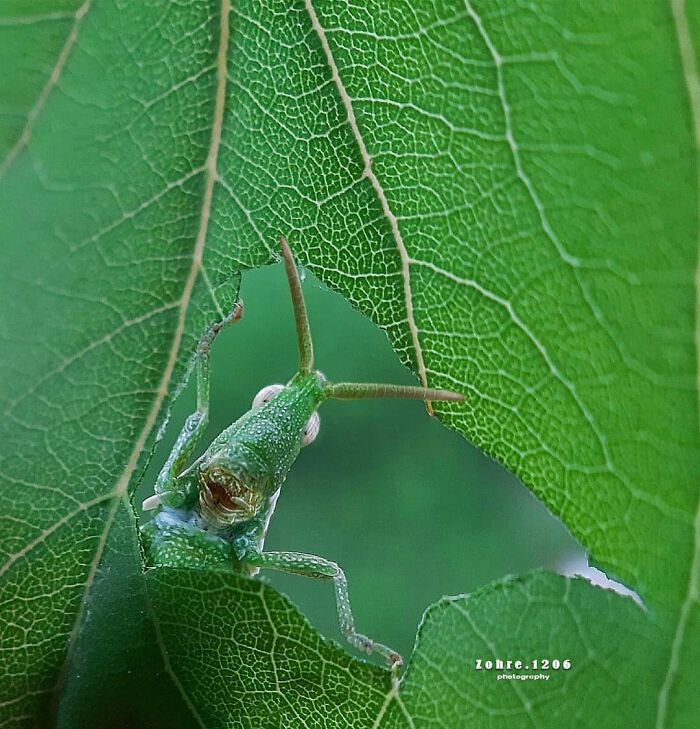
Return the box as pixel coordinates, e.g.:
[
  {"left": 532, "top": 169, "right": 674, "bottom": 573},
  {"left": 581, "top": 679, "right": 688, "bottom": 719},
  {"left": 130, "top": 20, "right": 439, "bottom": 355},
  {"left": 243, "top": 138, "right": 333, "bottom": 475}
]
[{"left": 142, "top": 299, "right": 243, "bottom": 511}]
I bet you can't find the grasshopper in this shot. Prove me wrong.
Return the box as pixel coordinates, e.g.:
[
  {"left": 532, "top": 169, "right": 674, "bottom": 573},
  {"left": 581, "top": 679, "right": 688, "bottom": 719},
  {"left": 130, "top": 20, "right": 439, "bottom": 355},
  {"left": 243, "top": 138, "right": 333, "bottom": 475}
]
[{"left": 140, "top": 237, "right": 464, "bottom": 671}]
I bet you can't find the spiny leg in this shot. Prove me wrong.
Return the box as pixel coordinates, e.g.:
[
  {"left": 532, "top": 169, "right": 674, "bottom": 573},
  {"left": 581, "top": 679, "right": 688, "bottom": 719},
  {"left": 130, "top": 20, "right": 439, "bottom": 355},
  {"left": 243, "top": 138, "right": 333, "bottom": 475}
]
[
  {"left": 242, "top": 549, "right": 403, "bottom": 673},
  {"left": 142, "top": 299, "right": 244, "bottom": 510}
]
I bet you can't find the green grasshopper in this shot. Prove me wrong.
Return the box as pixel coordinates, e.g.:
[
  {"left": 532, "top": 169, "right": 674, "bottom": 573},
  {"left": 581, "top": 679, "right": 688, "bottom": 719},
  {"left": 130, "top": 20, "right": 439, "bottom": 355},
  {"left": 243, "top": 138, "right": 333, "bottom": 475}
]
[{"left": 140, "top": 237, "right": 464, "bottom": 671}]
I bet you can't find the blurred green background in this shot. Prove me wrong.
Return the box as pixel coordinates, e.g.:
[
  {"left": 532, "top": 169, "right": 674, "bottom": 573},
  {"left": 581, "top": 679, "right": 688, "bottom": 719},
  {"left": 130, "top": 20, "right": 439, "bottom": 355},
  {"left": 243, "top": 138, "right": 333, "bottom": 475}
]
[{"left": 137, "top": 262, "right": 580, "bottom": 662}]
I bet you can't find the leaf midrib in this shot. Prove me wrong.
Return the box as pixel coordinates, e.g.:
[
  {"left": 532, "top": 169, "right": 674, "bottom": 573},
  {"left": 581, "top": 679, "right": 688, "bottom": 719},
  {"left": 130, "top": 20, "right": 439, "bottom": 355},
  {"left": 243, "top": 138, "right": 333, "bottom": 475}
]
[{"left": 52, "top": 0, "right": 234, "bottom": 712}]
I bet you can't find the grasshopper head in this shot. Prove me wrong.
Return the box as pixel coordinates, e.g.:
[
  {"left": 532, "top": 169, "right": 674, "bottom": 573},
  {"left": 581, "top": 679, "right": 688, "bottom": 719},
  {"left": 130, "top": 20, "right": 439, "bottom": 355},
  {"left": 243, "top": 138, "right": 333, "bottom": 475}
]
[{"left": 197, "top": 444, "right": 275, "bottom": 529}]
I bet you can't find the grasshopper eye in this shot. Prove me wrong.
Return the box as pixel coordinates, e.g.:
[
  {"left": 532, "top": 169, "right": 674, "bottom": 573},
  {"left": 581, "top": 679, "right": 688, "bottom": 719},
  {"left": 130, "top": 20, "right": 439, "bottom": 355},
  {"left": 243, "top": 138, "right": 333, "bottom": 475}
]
[
  {"left": 252, "top": 384, "right": 284, "bottom": 409},
  {"left": 301, "top": 411, "right": 320, "bottom": 447}
]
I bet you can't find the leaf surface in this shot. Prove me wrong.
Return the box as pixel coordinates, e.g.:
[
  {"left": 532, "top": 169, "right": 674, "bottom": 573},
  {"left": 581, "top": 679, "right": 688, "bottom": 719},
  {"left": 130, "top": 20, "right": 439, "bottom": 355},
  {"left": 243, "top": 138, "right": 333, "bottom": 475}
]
[{"left": 0, "top": 1, "right": 697, "bottom": 728}]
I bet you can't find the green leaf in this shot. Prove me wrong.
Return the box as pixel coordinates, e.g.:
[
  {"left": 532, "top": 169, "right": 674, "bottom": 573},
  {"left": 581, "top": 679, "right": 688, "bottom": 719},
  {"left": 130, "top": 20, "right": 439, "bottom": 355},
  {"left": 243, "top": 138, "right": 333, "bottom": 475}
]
[
  {"left": 0, "top": 1, "right": 697, "bottom": 728},
  {"left": 387, "top": 572, "right": 663, "bottom": 729}
]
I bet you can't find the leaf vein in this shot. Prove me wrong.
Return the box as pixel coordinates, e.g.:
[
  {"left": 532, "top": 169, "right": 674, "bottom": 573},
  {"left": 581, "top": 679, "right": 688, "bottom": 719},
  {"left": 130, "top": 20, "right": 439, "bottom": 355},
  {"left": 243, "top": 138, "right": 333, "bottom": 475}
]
[
  {"left": 304, "top": 0, "right": 431, "bottom": 397},
  {"left": 0, "top": 0, "right": 92, "bottom": 180}
]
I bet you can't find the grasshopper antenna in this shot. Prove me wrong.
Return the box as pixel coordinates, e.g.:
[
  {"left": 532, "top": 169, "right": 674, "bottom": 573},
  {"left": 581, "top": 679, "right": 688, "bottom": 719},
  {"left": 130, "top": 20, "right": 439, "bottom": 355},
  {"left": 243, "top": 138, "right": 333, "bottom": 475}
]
[
  {"left": 324, "top": 382, "right": 465, "bottom": 402},
  {"left": 280, "top": 236, "right": 314, "bottom": 372}
]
